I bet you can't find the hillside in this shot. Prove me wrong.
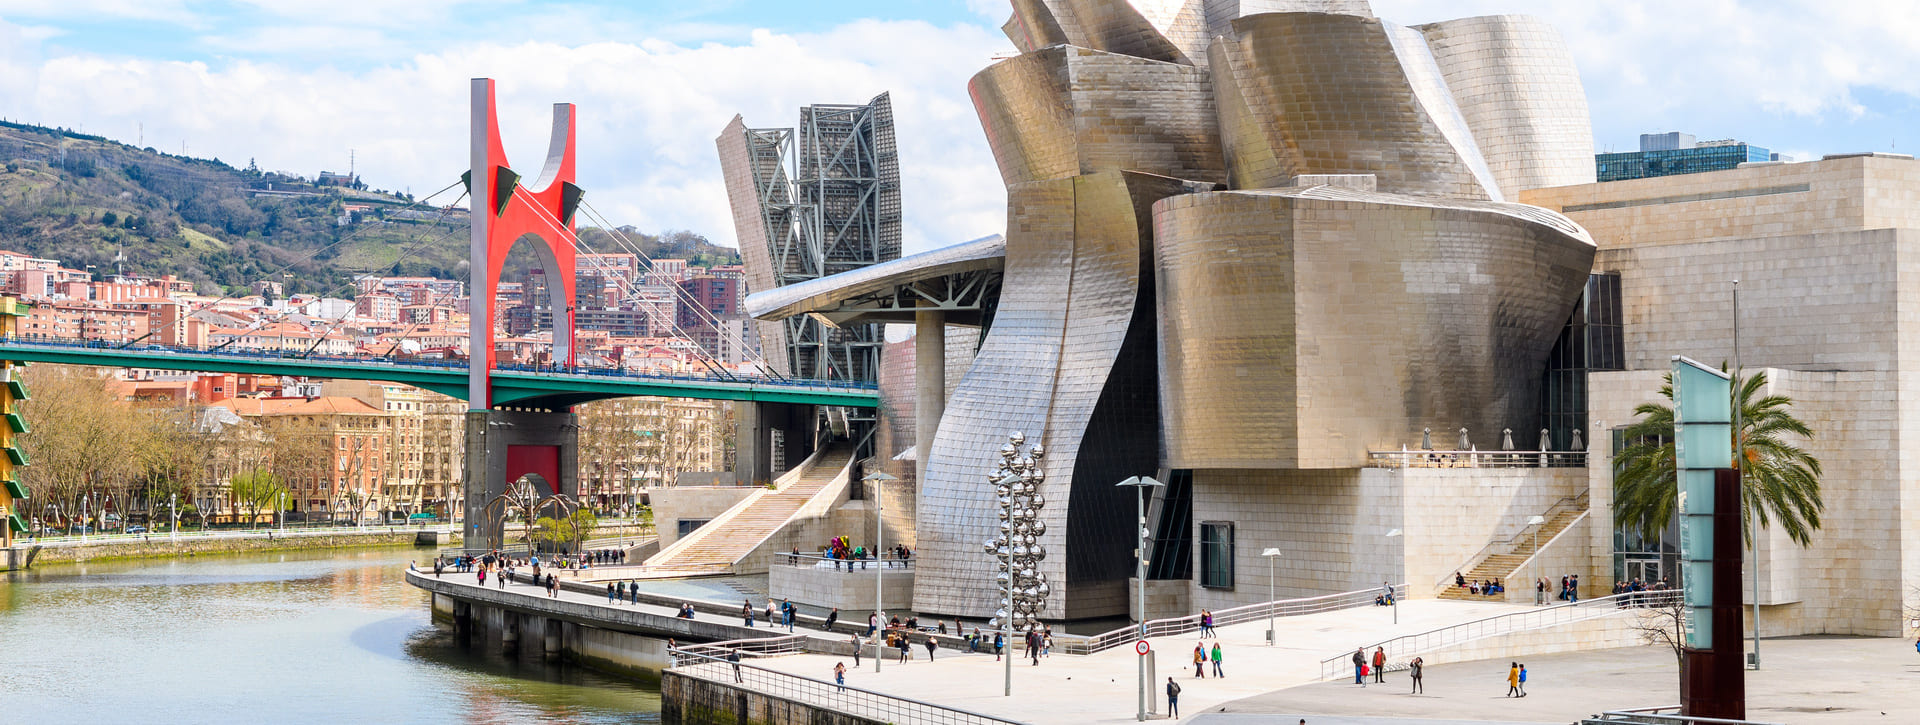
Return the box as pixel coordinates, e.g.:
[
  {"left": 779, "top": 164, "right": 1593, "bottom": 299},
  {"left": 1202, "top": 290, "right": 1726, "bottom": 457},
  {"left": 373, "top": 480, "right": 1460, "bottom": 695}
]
[{"left": 0, "top": 121, "right": 737, "bottom": 296}]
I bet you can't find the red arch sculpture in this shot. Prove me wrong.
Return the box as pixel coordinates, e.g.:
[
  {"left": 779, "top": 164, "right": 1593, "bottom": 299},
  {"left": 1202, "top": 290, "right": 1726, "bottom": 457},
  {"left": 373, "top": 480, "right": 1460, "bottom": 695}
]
[{"left": 467, "top": 77, "right": 581, "bottom": 409}]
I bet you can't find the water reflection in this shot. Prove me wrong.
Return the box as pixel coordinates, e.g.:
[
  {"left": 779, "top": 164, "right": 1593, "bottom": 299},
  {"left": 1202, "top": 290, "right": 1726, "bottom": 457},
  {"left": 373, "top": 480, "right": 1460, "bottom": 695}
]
[{"left": 0, "top": 547, "right": 661, "bottom": 723}]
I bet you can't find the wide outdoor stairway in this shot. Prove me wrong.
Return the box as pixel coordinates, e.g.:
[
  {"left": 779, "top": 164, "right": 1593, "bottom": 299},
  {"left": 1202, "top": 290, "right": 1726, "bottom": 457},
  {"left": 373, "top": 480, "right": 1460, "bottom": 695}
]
[
  {"left": 1438, "top": 505, "right": 1583, "bottom": 601},
  {"left": 645, "top": 444, "right": 854, "bottom": 569}
]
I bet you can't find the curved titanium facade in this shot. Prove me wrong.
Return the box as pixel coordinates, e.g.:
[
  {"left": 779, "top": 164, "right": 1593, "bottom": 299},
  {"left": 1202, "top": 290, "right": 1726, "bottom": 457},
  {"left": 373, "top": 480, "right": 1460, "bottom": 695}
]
[
  {"left": 1209, "top": 12, "right": 1501, "bottom": 198},
  {"left": 1154, "top": 186, "right": 1595, "bottom": 469},
  {"left": 915, "top": 170, "right": 1202, "bottom": 619},
  {"left": 970, "top": 45, "right": 1225, "bottom": 186},
  {"left": 1418, "top": 15, "right": 1596, "bottom": 194}
]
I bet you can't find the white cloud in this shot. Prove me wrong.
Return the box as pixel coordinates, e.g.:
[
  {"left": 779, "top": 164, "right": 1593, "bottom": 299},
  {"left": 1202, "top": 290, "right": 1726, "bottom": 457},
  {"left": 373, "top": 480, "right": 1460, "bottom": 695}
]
[{"left": 0, "top": 17, "right": 1013, "bottom": 255}]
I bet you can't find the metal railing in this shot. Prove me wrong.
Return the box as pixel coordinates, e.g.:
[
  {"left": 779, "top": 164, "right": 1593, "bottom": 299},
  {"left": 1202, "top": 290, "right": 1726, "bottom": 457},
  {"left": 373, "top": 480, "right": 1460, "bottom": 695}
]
[
  {"left": 668, "top": 648, "right": 1025, "bottom": 725},
  {"left": 1317, "top": 589, "right": 1681, "bottom": 680},
  {"left": 1581, "top": 707, "right": 1784, "bottom": 725},
  {"left": 775, "top": 552, "right": 916, "bottom": 571},
  {"left": 1368, "top": 448, "right": 1587, "bottom": 469},
  {"left": 0, "top": 333, "right": 877, "bottom": 393},
  {"left": 1059, "top": 585, "right": 1404, "bottom": 656},
  {"left": 1433, "top": 491, "right": 1591, "bottom": 594},
  {"left": 675, "top": 633, "right": 811, "bottom": 660}
]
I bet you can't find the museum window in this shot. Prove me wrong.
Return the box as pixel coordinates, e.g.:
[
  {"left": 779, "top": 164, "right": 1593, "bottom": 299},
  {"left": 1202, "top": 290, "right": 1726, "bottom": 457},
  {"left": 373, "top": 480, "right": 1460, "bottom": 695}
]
[{"left": 1199, "top": 521, "right": 1235, "bottom": 589}]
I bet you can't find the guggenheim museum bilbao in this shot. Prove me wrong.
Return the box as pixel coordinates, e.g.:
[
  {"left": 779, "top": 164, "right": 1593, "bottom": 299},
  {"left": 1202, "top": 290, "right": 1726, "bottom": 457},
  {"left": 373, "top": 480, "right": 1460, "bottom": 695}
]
[{"left": 741, "top": 0, "right": 1920, "bottom": 638}]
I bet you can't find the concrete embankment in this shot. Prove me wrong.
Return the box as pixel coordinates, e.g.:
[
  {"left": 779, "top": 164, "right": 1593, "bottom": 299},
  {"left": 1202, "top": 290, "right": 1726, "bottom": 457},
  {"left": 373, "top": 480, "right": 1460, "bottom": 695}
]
[
  {"left": 660, "top": 671, "right": 885, "bottom": 725},
  {"left": 24, "top": 530, "right": 458, "bottom": 565}
]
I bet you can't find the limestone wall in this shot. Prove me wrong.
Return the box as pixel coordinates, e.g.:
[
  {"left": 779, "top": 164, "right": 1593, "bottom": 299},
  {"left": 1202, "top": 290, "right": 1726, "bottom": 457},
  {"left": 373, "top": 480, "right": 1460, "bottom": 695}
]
[
  {"left": 661, "top": 671, "right": 885, "bottom": 725},
  {"left": 650, "top": 487, "right": 758, "bottom": 548},
  {"left": 769, "top": 560, "right": 913, "bottom": 612},
  {"left": 26, "top": 531, "right": 439, "bottom": 565}
]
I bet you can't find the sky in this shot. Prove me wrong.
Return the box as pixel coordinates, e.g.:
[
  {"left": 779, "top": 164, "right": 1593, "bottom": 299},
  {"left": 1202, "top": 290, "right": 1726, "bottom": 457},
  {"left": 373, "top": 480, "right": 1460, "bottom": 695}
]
[{"left": 2, "top": 0, "right": 1916, "bottom": 255}]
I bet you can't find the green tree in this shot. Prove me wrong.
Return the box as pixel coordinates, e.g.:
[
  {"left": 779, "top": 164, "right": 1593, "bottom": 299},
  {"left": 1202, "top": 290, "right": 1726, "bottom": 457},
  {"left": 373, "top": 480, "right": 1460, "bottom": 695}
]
[
  {"left": 228, "top": 468, "right": 286, "bottom": 530},
  {"left": 1613, "top": 368, "right": 1825, "bottom": 546}
]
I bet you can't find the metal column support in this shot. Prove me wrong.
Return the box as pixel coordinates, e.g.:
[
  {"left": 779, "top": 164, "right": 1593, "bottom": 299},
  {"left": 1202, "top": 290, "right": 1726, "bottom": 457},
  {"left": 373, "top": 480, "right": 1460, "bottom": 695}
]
[{"left": 914, "top": 309, "right": 946, "bottom": 484}]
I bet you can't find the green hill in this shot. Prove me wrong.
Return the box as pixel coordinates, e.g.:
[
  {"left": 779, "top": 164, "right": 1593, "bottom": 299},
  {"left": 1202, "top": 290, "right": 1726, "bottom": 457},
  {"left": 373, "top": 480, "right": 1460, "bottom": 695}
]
[{"left": 0, "top": 121, "right": 736, "bottom": 297}]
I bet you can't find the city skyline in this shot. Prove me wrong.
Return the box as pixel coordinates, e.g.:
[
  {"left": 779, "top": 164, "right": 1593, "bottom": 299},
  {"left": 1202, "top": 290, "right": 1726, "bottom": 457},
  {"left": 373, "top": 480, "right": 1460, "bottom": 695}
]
[{"left": 1, "top": 1, "right": 1913, "bottom": 256}]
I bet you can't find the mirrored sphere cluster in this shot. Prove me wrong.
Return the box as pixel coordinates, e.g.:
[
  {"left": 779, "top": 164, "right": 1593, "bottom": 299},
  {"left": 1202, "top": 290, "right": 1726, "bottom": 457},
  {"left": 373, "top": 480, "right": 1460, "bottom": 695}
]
[{"left": 982, "top": 430, "right": 1048, "bottom": 630}]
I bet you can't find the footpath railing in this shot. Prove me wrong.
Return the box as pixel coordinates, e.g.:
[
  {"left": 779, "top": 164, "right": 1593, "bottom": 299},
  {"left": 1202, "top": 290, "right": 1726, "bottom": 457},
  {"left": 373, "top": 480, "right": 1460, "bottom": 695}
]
[
  {"left": 1317, "top": 589, "right": 1681, "bottom": 680},
  {"left": 1367, "top": 448, "right": 1587, "bottom": 469},
  {"left": 1581, "top": 706, "right": 1784, "bottom": 725},
  {"left": 25, "top": 524, "right": 456, "bottom": 548},
  {"left": 675, "top": 633, "right": 811, "bottom": 660},
  {"left": 668, "top": 648, "right": 1025, "bottom": 725},
  {"left": 775, "top": 552, "right": 916, "bottom": 571},
  {"left": 1059, "top": 585, "right": 1404, "bottom": 656}
]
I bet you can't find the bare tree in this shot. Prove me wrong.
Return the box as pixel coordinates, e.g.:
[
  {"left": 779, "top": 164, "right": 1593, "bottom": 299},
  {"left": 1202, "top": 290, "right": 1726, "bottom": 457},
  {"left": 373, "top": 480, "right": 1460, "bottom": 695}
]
[{"left": 1630, "top": 590, "right": 1690, "bottom": 677}]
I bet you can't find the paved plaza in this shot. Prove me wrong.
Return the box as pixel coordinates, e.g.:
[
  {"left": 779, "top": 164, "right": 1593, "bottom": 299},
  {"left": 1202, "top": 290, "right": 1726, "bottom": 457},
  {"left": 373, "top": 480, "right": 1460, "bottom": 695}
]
[{"left": 1208, "top": 636, "right": 1920, "bottom": 725}]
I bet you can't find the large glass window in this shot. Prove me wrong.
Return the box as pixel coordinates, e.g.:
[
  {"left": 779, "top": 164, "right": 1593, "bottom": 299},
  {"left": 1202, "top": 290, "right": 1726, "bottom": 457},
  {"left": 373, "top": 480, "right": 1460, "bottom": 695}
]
[{"left": 1199, "top": 521, "right": 1235, "bottom": 589}]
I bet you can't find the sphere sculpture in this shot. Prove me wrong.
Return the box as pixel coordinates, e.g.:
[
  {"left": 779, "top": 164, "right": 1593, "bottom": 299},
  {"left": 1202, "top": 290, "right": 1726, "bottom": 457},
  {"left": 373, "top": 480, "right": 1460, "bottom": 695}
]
[{"left": 983, "top": 431, "right": 1047, "bottom": 631}]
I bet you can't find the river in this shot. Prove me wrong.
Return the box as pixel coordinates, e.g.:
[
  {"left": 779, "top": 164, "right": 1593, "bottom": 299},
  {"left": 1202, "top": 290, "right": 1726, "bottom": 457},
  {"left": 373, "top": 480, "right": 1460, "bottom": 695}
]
[{"left": 0, "top": 545, "right": 662, "bottom": 723}]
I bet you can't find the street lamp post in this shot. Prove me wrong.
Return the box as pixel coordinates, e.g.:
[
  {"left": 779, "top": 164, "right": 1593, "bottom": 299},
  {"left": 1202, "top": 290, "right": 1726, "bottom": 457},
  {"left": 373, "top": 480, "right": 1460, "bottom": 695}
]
[
  {"left": 171, "top": 493, "right": 178, "bottom": 542},
  {"left": 1384, "top": 529, "right": 1402, "bottom": 624},
  {"left": 1262, "top": 548, "right": 1283, "bottom": 646},
  {"left": 1117, "top": 474, "right": 1164, "bottom": 722},
  {"left": 863, "top": 470, "right": 898, "bottom": 674},
  {"left": 1526, "top": 515, "right": 1546, "bottom": 605}
]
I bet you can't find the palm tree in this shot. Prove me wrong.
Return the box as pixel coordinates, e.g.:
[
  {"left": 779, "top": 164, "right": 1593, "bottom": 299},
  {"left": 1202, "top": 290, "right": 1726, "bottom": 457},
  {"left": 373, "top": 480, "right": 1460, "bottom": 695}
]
[{"left": 1613, "top": 368, "right": 1824, "bottom": 547}]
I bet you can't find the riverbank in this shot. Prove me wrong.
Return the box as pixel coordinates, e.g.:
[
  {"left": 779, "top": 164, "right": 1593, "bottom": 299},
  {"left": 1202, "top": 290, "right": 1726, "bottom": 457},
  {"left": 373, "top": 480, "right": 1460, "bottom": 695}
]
[{"left": 19, "top": 529, "right": 457, "bottom": 565}]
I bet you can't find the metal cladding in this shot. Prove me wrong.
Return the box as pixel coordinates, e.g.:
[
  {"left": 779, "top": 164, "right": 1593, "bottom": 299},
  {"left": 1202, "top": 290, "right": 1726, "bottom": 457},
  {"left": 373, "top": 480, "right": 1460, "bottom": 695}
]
[
  {"left": 1154, "top": 185, "right": 1595, "bottom": 470},
  {"left": 715, "top": 94, "right": 899, "bottom": 381},
  {"left": 1416, "top": 15, "right": 1596, "bottom": 194},
  {"left": 751, "top": 0, "right": 1603, "bottom": 619},
  {"left": 970, "top": 45, "right": 1225, "bottom": 186},
  {"left": 1208, "top": 12, "right": 1502, "bottom": 199}
]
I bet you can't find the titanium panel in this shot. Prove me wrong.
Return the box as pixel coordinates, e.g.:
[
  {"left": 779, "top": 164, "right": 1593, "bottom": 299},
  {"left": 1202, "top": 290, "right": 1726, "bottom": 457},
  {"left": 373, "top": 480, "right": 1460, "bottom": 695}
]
[
  {"left": 913, "top": 170, "right": 1205, "bottom": 619},
  {"left": 1154, "top": 186, "right": 1595, "bottom": 469},
  {"left": 1210, "top": 12, "right": 1499, "bottom": 199},
  {"left": 745, "top": 235, "right": 1006, "bottom": 322},
  {"left": 1203, "top": 0, "right": 1376, "bottom": 42},
  {"left": 1417, "top": 15, "right": 1596, "bottom": 194},
  {"left": 970, "top": 45, "right": 1225, "bottom": 186}
]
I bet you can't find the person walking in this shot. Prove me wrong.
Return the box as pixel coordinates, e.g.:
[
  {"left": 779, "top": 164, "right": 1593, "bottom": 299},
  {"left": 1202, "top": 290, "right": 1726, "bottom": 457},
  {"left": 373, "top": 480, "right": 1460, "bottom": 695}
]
[
  {"left": 867, "top": 612, "right": 879, "bottom": 637},
  {"left": 1506, "top": 662, "right": 1520, "bottom": 697},
  {"left": 768, "top": 601, "right": 779, "bottom": 629},
  {"left": 1517, "top": 664, "right": 1528, "bottom": 697},
  {"left": 1536, "top": 577, "right": 1547, "bottom": 606},
  {"left": 742, "top": 600, "right": 755, "bottom": 627},
  {"left": 851, "top": 634, "right": 862, "bottom": 667},
  {"left": 1200, "top": 610, "right": 1215, "bottom": 637},
  {"left": 1193, "top": 642, "right": 1207, "bottom": 678},
  {"left": 1166, "top": 678, "right": 1182, "bottom": 718},
  {"left": 1211, "top": 642, "right": 1225, "bottom": 678},
  {"left": 993, "top": 631, "right": 1005, "bottom": 661},
  {"left": 834, "top": 662, "right": 847, "bottom": 692},
  {"left": 825, "top": 607, "right": 840, "bottom": 631},
  {"left": 728, "top": 649, "right": 743, "bottom": 683},
  {"left": 1372, "top": 647, "right": 1386, "bottom": 684},
  {"left": 1409, "top": 656, "right": 1424, "bottom": 694},
  {"left": 896, "top": 633, "right": 911, "bottom": 663},
  {"left": 546, "top": 573, "right": 558, "bottom": 598},
  {"left": 924, "top": 635, "right": 937, "bottom": 662},
  {"left": 783, "top": 599, "right": 796, "bottom": 631}
]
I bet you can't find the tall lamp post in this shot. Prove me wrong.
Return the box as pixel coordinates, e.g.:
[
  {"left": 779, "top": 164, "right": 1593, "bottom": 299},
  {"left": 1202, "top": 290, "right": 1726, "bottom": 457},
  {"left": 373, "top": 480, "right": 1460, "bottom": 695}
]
[
  {"left": 1384, "top": 529, "right": 1402, "bottom": 624},
  {"left": 1262, "top": 548, "right": 1283, "bottom": 646},
  {"left": 1525, "top": 515, "right": 1546, "bottom": 605},
  {"left": 1117, "top": 474, "right": 1163, "bottom": 721},
  {"left": 1734, "top": 279, "right": 1759, "bottom": 670},
  {"left": 863, "top": 470, "right": 898, "bottom": 674}
]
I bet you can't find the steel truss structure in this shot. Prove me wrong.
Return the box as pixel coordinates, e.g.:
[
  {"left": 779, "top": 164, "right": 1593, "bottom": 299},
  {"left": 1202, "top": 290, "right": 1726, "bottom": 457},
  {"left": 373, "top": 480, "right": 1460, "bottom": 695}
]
[{"left": 720, "top": 93, "right": 900, "bottom": 383}]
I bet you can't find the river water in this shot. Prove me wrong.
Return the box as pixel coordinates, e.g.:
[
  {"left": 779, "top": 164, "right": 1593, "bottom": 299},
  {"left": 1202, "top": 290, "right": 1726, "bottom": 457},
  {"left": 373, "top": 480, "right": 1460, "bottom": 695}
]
[{"left": 0, "top": 546, "right": 662, "bottom": 723}]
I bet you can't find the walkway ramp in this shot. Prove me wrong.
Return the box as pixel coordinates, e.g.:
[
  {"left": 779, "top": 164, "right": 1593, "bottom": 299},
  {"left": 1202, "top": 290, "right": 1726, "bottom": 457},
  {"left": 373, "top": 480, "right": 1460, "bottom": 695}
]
[{"left": 645, "top": 443, "right": 855, "bottom": 573}]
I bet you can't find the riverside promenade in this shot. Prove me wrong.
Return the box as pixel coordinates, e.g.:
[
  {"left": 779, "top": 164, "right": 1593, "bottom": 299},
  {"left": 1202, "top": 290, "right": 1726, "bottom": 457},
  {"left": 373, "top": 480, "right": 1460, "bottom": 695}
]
[{"left": 408, "top": 566, "right": 1550, "bottom": 723}]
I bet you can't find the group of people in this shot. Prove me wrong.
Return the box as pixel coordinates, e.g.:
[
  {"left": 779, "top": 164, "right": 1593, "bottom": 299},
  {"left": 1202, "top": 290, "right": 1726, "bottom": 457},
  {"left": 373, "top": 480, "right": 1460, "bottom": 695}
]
[
  {"left": 1351, "top": 646, "right": 1425, "bottom": 694},
  {"left": 798, "top": 537, "right": 914, "bottom": 572},
  {"left": 434, "top": 551, "right": 561, "bottom": 596},
  {"left": 1190, "top": 641, "right": 1225, "bottom": 679},
  {"left": 1453, "top": 572, "right": 1507, "bottom": 597},
  {"left": 739, "top": 599, "right": 800, "bottom": 630}
]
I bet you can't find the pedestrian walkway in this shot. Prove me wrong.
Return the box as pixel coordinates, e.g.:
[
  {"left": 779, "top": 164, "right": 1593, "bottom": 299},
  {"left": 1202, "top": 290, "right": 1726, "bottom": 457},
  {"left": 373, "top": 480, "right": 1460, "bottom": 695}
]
[{"left": 742, "top": 598, "right": 1530, "bottom": 724}]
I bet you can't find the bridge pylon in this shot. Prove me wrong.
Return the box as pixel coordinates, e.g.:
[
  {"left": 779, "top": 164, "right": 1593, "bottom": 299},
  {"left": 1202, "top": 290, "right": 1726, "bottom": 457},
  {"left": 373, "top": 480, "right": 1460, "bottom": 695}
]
[{"left": 463, "top": 78, "right": 585, "bottom": 551}]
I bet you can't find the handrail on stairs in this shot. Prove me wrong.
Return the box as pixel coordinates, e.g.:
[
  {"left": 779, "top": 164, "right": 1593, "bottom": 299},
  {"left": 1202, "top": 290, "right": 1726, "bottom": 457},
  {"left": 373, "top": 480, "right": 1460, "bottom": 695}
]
[{"left": 1433, "top": 491, "right": 1590, "bottom": 594}]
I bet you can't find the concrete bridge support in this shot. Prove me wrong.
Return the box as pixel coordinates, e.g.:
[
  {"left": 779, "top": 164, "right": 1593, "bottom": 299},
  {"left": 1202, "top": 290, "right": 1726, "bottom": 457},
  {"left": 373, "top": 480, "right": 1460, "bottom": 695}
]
[
  {"left": 463, "top": 409, "right": 580, "bottom": 551},
  {"left": 733, "top": 402, "right": 818, "bottom": 487}
]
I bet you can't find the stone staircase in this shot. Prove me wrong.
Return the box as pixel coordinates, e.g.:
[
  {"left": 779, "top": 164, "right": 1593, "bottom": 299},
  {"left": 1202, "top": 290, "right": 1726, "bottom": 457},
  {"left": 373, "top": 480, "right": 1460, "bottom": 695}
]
[
  {"left": 645, "top": 444, "right": 854, "bottom": 569},
  {"left": 1439, "top": 504, "right": 1584, "bottom": 601}
]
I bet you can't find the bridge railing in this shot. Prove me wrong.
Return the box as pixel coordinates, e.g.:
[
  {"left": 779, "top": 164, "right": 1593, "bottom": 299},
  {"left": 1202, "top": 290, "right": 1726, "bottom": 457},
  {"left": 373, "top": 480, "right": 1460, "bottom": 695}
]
[
  {"left": 674, "top": 633, "right": 811, "bottom": 661},
  {"left": 0, "top": 334, "right": 878, "bottom": 392},
  {"left": 667, "top": 648, "right": 1025, "bottom": 725},
  {"left": 1316, "top": 589, "right": 1680, "bottom": 680},
  {"left": 1057, "top": 585, "right": 1402, "bottom": 656}
]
